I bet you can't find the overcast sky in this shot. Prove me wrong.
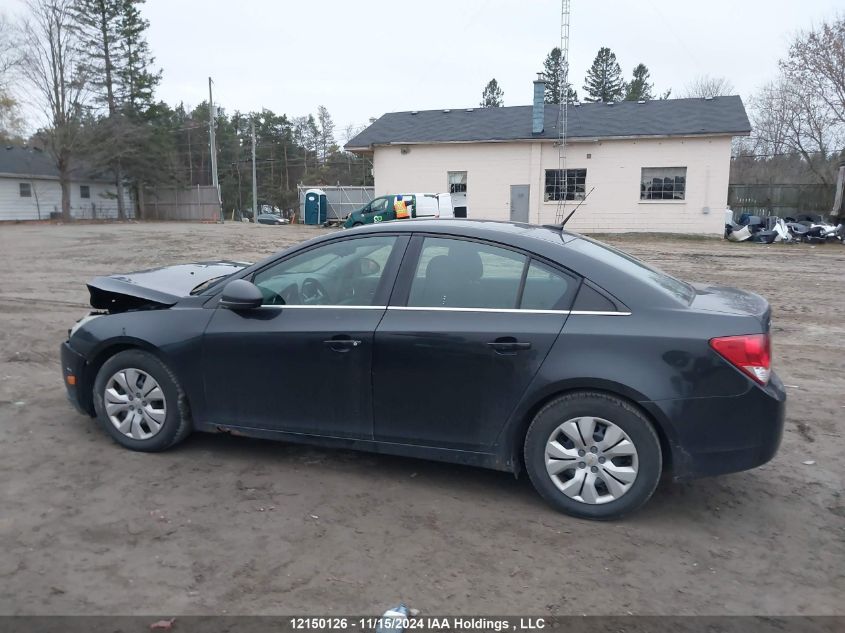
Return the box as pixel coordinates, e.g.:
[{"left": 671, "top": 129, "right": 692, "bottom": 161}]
[{"left": 11, "top": 0, "right": 845, "bottom": 139}]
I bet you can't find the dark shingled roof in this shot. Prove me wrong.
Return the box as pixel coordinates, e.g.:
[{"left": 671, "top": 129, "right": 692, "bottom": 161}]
[
  {"left": 346, "top": 96, "right": 751, "bottom": 150},
  {"left": 0, "top": 145, "right": 112, "bottom": 181}
]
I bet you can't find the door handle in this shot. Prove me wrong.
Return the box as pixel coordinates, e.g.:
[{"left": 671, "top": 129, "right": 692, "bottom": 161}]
[
  {"left": 487, "top": 337, "right": 531, "bottom": 354},
  {"left": 323, "top": 337, "right": 362, "bottom": 352}
]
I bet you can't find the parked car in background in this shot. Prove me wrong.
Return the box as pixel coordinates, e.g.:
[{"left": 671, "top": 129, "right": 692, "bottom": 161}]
[
  {"left": 60, "top": 220, "right": 785, "bottom": 519},
  {"left": 343, "top": 193, "right": 455, "bottom": 228},
  {"left": 256, "top": 213, "right": 289, "bottom": 225}
]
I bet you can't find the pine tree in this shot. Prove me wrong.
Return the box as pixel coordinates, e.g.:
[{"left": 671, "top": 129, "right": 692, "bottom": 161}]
[
  {"left": 582, "top": 47, "right": 625, "bottom": 103},
  {"left": 72, "top": 0, "right": 160, "bottom": 218},
  {"left": 115, "top": 0, "right": 160, "bottom": 117},
  {"left": 542, "top": 47, "right": 577, "bottom": 104},
  {"left": 72, "top": 0, "right": 122, "bottom": 113},
  {"left": 624, "top": 63, "right": 654, "bottom": 101},
  {"left": 480, "top": 78, "right": 503, "bottom": 107},
  {"left": 293, "top": 114, "right": 320, "bottom": 173}
]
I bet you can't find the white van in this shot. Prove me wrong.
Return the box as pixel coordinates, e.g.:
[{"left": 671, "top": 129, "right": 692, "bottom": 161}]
[{"left": 343, "top": 193, "right": 459, "bottom": 228}]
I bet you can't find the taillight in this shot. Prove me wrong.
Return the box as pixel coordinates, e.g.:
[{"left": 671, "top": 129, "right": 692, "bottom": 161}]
[{"left": 709, "top": 333, "right": 771, "bottom": 385}]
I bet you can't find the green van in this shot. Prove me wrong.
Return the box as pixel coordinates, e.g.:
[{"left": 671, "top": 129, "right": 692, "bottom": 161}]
[{"left": 343, "top": 193, "right": 454, "bottom": 229}]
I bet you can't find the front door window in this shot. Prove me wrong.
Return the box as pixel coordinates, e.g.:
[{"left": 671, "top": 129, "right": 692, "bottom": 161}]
[{"left": 253, "top": 236, "right": 398, "bottom": 306}]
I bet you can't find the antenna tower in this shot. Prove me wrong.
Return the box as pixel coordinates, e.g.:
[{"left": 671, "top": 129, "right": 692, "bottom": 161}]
[{"left": 554, "top": 0, "right": 571, "bottom": 223}]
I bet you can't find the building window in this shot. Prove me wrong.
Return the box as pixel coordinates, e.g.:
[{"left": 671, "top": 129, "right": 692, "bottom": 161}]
[
  {"left": 19, "top": 183, "right": 32, "bottom": 198},
  {"left": 447, "top": 171, "right": 467, "bottom": 194},
  {"left": 80, "top": 185, "right": 91, "bottom": 199},
  {"left": 544, "top": 169, "right": 586, "bottom": 201},
  {"left": 641, "top": 167, "right": 686, "bottom": 200}
]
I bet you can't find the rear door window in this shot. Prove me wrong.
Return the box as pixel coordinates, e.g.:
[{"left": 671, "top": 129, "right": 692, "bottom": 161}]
[{"left": 408, "top": 237, "right": 526, "bottom": 309}]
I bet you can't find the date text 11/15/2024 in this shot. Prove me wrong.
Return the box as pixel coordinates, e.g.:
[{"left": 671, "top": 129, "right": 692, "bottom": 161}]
[{"left": 289, "top": 617, "right": 548, "bottom": 631}]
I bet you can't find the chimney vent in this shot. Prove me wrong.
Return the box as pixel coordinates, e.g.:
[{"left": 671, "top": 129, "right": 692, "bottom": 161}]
[{"left": 532, "top": 72, "right": 545, "bottom": 134}]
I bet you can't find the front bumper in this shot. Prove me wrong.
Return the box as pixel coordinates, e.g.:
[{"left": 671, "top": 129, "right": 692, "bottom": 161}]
[
  {"left": 60, "top": 341, "right": 93, "bottom": 416},
  {"left": 651, "top": 372, "right": 787, "bottom": 480}
]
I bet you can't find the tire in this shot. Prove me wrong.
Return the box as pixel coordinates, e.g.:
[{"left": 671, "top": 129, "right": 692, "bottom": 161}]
[
  {"left": 92, "top": 349, "right": 192, "bottom": 452},
  {"left": 524, "top": 391, "right": 662, "bottom": 520},
  {"left": 352, "top": 222, "right": 363, "bottom": 227}
]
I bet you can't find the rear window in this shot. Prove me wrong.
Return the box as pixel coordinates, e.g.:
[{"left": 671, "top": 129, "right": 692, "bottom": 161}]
[{"left": 571, "top": 236, "right": 694, "bottom": 304}]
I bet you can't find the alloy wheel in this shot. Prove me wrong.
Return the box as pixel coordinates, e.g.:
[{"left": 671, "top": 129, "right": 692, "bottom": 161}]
[
  {"left": 104, "top": 368, "right": 167, "bottom": 440},
  {"left": 544, "top": 416, "right": 639, "bottom": 504}
]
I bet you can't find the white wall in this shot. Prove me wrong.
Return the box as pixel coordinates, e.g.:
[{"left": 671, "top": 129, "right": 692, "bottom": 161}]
[
  {"left": 0, "top": 177, "right": 135, "bottom": 221},
  {"left": 372, "top": 135, "right": 733, "bottom": 234}
]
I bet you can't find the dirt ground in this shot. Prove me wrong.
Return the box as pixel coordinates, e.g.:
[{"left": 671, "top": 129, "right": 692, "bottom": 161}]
[{"left": 0, "top": 221, "right": 842, "bottom": 616}]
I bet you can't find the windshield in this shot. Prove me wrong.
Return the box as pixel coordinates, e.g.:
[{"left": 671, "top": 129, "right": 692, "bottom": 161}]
[{"left": 571, "top": 236, "right": 695, "bottom": 304}]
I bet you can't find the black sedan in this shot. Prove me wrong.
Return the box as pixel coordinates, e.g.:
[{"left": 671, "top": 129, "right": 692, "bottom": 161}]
[{"left": 61, "top": 220, "right": 785, "bottom": 519}]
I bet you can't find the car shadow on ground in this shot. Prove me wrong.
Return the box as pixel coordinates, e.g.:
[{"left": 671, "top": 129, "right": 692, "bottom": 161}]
[
  {"left": 165, "top": 428, "right": 771, "bottom": 524},
  {"left": 62, "top": 409, "right": 776, "bottom": 526}
]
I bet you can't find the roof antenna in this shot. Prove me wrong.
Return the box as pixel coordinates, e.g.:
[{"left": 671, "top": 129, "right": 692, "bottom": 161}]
[{"left": 560, "top": 187, "right": 594, "bottom": 227}]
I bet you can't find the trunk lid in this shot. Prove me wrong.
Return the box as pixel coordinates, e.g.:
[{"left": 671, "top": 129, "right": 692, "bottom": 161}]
[
  {"left": 87, "top": 261, "right": 249, "bottom": 312},
  {"left": 689, "top": 283, "right": 771, "bottom": 331}
]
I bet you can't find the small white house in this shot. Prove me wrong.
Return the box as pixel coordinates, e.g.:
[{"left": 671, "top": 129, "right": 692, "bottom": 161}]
[
  {"left": 346, "top": 80, "right": 751, "bottom": 234},
  {"left": 0, "top": 145, "right": 133, "bottom": 221}
]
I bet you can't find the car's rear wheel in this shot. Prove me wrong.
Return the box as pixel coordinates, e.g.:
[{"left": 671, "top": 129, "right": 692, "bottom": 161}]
[
  {"left": 93, "top": 349, "right": 192, "bottom": 452},
  {"left": 352, "top": 222, "right": 363, "bottom": 227},
  {"left": 524, "top": 391, "right": 662, "bottom": 520}
]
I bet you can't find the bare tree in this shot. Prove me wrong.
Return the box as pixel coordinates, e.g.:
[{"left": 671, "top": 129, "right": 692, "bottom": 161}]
[
  {"left": 19, "top": 0, "right": 88, "bottom": 220},
  {"left": 0, "top": 13, "right": 20, "bottom": 81},
  {"left": 750, "top": 78, "right": 839, "bottom": 183},
  {"left": 316, "top": 105, "right": 336, "bottom": 163},
  {"left": 780, "top": 16, "right": 845, "bottom": 126},
  {"left": 682, "top": 75, "right": 735, "bottom": 98},
  {"left": 0, "top": 12, "right": 25, "bottom": 139},
  {"left": 743, "top": 16, "right": 845, "bottom": 186}
]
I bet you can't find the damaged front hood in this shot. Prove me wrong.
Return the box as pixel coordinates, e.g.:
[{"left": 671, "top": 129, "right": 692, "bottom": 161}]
[{"left": 87, "top": 261, "right": 250, "bottom": 311}]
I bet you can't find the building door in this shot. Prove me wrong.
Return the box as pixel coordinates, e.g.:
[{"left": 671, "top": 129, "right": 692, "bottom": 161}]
[{"left": 510, "top": 185, "right": 529, "bottom": 223}]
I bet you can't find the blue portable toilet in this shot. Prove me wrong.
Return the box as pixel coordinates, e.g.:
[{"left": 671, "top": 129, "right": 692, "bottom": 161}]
[{"left": 304, "top": 188, "right": 327, "bottom": 225}]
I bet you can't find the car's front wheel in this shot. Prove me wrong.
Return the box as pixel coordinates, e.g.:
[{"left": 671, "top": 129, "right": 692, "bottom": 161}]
[
  {"left": 92, "top": 349, "right": 192, "bottom": 452},
  {"left": 524, "top": 391, "right": 662, "bottom": 520}
]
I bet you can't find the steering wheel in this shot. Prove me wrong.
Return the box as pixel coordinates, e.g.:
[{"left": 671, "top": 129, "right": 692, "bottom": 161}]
[{"left": 300, "top": 277, "right": 329, "bottom": 304}]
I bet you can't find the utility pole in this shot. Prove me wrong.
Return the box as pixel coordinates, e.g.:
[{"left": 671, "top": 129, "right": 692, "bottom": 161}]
[
  {"left": 251, "top": 119, "right": 258, "bottom": 221},
  {"left": 208, "top": 77, "right": 221, "bottom": 220}
]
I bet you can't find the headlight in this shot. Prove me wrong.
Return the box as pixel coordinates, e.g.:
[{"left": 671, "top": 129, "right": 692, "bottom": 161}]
[{"left": 69, "top": 312, "right": 103, "bottom": 338}]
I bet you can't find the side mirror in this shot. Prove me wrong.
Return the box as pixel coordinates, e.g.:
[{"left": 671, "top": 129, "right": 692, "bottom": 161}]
[
  {"left": 357, "top": 257, "right": 381, "bottom": 276},
  {"left": 220, "top": 279, "right": 263, "bottom": 310}
]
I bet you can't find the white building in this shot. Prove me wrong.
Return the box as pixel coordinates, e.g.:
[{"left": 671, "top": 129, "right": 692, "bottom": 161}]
[
  {"left": 346, "top": 80, "right": 751, "bottom": 234},
  {"left": 0, "top": 145, "right": 133, "bottom": 221}
]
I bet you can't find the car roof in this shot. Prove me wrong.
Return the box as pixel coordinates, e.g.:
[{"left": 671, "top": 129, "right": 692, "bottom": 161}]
[{"left": 350, "top": 218, "right": 579, "bottom": 245}]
